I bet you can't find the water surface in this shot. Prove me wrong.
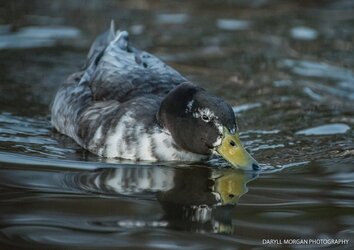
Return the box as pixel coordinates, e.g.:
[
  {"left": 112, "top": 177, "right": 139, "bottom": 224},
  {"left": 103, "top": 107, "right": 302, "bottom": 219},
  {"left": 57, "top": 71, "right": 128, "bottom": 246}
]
[{"left": 0, "top": 1, "right": 353, "bottom": 249}]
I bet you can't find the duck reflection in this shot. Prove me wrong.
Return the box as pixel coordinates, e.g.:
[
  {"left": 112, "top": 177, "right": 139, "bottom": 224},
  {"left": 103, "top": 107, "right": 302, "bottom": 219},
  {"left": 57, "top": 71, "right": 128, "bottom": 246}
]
[
  {"left": 0, "top": 163, "right": 257, "bottom": 240},
  {"left": 76, "top": 164, "right": 257, "bottom": 234}
]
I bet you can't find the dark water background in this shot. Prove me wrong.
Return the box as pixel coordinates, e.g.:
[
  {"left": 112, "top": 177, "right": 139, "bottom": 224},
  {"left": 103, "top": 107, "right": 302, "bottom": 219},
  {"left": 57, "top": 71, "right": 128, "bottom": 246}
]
[{"left": 0, "top": 0, "right": 353, "bottom": 249}]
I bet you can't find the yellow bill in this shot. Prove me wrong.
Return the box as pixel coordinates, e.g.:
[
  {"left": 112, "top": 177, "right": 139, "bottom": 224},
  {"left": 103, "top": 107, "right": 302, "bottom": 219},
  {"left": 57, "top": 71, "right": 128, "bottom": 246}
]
[{"left": 216, "top": 128, "right": 259, "bottom": 170}]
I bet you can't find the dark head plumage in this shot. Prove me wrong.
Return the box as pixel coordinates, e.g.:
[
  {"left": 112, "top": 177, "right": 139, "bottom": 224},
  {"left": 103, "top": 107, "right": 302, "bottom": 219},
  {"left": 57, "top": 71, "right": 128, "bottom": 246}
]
[
  {"left": 157, "top": 82, "right": 236, "bottom": 155},
  {"left": 157, "top": 82, "right": 259, "bottom": 170}
]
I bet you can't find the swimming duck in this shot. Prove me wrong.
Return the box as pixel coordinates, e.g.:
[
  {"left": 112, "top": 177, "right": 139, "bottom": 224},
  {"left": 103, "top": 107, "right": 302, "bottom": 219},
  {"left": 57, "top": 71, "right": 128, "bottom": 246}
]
[{"left": 51, "top": 21, "right": 259, "bottom": 170}]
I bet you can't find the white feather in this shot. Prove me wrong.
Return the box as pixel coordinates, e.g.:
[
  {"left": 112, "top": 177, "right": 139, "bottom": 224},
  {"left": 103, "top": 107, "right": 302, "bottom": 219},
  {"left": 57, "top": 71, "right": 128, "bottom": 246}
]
[
  {"left": 136, "top": 125, "right": 157, "bottom": 161},
  {"left": 105, "top": 112, "right": 133, "bottom": 157}
]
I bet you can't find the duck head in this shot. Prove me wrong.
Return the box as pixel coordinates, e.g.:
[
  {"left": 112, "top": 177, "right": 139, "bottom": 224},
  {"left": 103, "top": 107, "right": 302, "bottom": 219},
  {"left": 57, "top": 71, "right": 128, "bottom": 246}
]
[{"left": 157, "top": 83, "right": 259, "bottom": 171}]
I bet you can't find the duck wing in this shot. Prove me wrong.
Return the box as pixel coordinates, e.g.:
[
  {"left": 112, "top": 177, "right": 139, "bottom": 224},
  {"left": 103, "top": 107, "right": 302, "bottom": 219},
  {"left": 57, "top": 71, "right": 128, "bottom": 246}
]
[{"left": 80, "top": 21, "right": 187, "bottom": 103}]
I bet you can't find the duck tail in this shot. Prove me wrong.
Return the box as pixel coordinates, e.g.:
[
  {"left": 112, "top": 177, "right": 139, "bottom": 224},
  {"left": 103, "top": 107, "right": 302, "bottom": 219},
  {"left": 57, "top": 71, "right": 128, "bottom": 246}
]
[
  {"left": 86, "top": 20, "right": 117, "bottom": 61},
  {"left": 79, "top": 21, "right": 131, "bottom": 86}
]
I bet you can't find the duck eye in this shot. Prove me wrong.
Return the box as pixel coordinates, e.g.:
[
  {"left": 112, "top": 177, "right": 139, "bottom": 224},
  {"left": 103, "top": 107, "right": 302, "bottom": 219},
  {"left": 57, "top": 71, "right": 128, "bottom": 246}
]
[
  {"left": 202, "top": 115, "right": 209, "bottom": 121},
  {"left": 229, "top": 140, "right": 236, "bottom": 147}
]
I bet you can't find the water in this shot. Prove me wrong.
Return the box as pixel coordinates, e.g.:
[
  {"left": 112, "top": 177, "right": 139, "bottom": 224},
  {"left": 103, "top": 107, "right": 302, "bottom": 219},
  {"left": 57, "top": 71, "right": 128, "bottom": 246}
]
[{"left": 0, "top": 0, "right": 353, "bottom": 249}]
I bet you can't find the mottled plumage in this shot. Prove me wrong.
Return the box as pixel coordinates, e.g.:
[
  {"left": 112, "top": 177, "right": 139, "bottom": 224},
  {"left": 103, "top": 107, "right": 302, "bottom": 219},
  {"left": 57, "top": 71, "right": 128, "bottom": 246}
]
[
  {"left": 51, "top": 22, "right": 259, "bottom": 170},
  {"left": 52, "top": 23, "right": 204, "bottom": 161}
]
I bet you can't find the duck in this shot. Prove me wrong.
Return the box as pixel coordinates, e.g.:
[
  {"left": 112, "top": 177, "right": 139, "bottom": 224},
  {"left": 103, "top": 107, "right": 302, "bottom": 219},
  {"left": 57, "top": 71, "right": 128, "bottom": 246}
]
[{"left": 51, "top": 21, "right": 259, "bottom": 171}]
